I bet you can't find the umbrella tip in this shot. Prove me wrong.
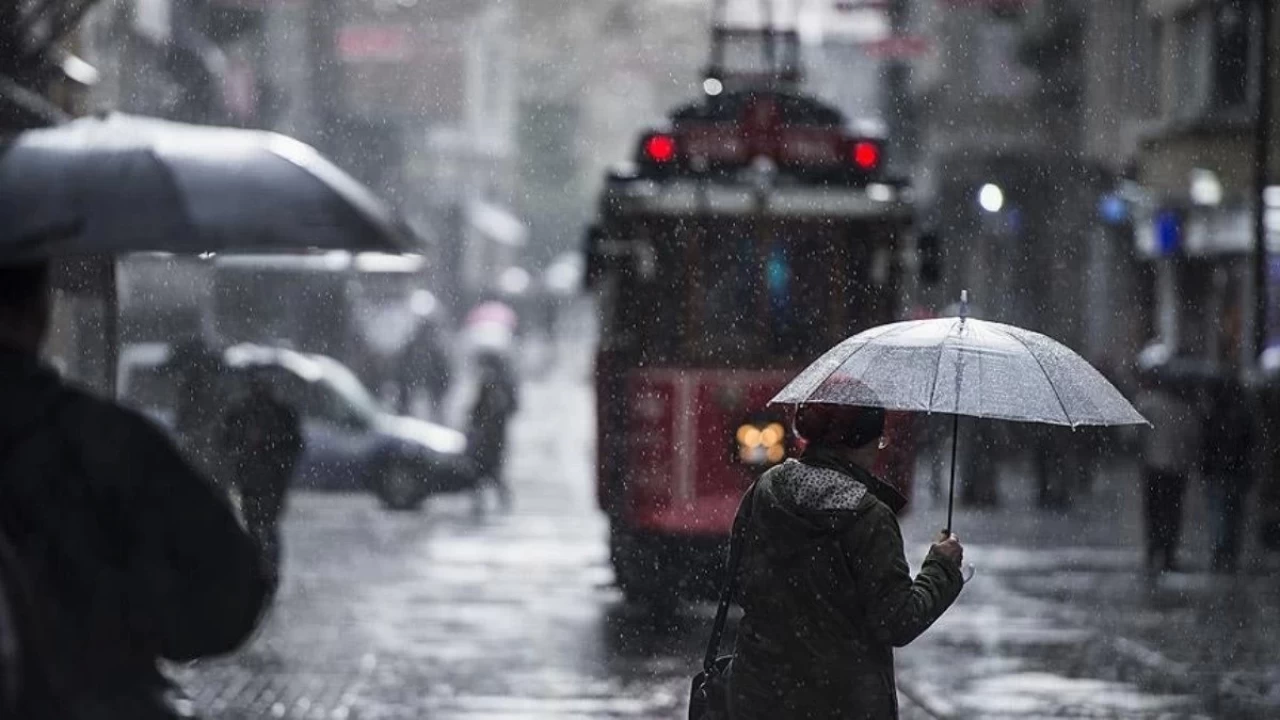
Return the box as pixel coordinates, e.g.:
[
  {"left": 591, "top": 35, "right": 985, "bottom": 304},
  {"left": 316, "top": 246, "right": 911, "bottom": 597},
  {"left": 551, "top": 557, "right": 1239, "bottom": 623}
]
[{"left": 960, "top": 290, "right": 969, "bottom": 321}]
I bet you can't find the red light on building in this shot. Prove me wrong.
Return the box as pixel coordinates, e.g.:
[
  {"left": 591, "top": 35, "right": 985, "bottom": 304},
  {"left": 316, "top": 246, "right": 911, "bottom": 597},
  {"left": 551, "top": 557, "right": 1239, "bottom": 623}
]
[
  {"left": 852, "top": 140, "right": 880, "bottom": 170},
  {"left": 644, "top": 134, "right": 677, "bottom": 163}
]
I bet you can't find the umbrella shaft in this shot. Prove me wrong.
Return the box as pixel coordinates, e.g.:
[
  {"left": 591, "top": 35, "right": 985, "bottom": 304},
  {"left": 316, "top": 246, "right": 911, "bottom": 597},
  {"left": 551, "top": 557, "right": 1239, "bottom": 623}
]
[{"left": 946, "top": 413, "right": 959, "bottom": 535}]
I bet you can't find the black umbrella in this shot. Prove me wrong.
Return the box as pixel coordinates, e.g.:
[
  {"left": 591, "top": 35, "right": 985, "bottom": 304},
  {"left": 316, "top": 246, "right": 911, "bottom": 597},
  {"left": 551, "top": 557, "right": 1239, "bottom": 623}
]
[{"left": 0, "top": 112, "right": 419, "bottom": 260}]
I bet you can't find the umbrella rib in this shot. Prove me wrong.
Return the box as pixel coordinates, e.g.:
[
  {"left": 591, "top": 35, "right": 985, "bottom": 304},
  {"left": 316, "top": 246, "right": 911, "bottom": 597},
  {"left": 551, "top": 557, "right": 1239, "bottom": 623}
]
[
  {"left": 926, "top": 318, "right": 960, "bottom": 412},
  {"left": 996, "top": 325, "right": 1073, "bottom": 427},
  {"left": 801, "top": 322, "right": 917, "bottom": 403}
]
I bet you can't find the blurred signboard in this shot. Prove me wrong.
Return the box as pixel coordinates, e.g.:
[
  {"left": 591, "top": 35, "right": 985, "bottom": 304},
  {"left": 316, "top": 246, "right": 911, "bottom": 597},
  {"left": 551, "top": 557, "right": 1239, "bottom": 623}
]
[
  {"left": 337, "top": 25, "right": 412, "bottom": 63},
  {"left": 334, "top": 20, "right": 463, "bottom": 122},
  {"left": 1135, "top": 207, "right": 1263, "bottom": 258},
  {"left": 938, "top": 0, "right": 1029, "bottom": 7},
  {"left": 832, "top": 0, "right": 890, "bottom": 9},
  {"left": 207, "top": 0, "right": 305, "bottom": 6},
  {"left": 1182, "top": 208, "right": 1251, "bottom": 255},
  {"left": 860, "top": 35, "right": 931, "bottom": 58}
]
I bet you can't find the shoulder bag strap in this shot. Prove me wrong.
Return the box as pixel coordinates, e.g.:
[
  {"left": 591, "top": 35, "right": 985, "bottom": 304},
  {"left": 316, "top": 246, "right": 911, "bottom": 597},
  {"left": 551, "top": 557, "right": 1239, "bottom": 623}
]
[{"left": 702, "top": 479, "right": 758, "bottom": 674}]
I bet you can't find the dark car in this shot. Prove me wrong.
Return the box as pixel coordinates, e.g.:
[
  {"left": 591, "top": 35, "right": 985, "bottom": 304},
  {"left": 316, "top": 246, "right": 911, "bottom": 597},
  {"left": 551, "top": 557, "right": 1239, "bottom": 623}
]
[{"left": 223, "top": 344, "right": 477, "bottom": 509}]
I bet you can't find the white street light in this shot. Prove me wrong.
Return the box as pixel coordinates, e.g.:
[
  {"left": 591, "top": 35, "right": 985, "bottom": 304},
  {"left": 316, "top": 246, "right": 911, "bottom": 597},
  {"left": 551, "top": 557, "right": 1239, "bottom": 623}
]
[
  {"left": 1189, "top": 168, "right": 1223, "bottom": 206},
  {"left": 978, "top": 183, "right": 1004, "bottom": 213}
]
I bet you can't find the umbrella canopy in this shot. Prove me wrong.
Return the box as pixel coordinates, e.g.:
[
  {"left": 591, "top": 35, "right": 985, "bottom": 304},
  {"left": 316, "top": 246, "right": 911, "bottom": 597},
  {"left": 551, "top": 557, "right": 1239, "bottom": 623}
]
[
  {"left": 771, "top": 316, "right": 1147, "bottom": 428},
  {"left": 0, "top": 112, "right": 419, "bottom": 260}
]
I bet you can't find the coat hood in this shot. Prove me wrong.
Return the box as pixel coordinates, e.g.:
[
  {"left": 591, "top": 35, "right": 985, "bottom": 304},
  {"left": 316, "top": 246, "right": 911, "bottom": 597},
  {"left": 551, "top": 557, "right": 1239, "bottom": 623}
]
[
  {"left": 750, "top": 458, "right": 869, "bottom": 563},
  {"left": 748, "top": 449, "right": 905, "bottom": 565}
]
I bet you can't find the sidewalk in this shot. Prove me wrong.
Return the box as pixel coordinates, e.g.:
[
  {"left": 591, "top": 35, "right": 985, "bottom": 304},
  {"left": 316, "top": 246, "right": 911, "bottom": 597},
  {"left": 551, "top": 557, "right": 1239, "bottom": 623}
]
[{"left": 894, "top": 459, "right": 1280, "bottom": 718}]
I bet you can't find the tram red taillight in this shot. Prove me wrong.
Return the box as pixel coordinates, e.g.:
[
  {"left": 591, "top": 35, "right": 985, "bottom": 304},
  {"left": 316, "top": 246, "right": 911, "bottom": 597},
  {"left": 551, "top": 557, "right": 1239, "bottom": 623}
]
[
  {"left": 851, "top": 140, "right": 881, "bottom": 171},
  {"left": 643, "top": 133, "right": 678, "bottom": 163}
]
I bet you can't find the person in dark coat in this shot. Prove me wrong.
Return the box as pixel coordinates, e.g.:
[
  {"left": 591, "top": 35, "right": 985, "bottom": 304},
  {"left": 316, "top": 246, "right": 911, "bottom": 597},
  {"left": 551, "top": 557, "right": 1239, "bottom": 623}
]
[
  {"left": 1200, "top": 374, "right": 1255, "bottom": 573},
  {"left": 466, "top": 351, "right": 519, "bottom": 513},
  {"left": 728, "top": 403, "right": 964, "bottom": 720},
  {"left": 397, "top": 320, "right": 453, "bottom": 420},
  {"left": 1133, "top": 374, "right": 1198, "bottom": 572},
  {"left": 219, "top": 372, "right": 305, "bottom": 594},
  {"left": 0, "top": 261, "right": 269, "bottom": 719}
]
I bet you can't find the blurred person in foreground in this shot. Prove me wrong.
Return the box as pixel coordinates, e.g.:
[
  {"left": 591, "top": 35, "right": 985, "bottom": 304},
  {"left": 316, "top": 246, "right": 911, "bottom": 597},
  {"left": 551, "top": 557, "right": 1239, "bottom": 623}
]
[
  {"left": 0, "top": 261, "right": 269, "bottom": 719},
  {"left": 727, "top": 403, "right": 964, "bottom": 720},
  {"left": 1133, "top": 368, "right": 1198, "bottom": 573},
  {"left": 219, "top": 371, "right": 304, "bottom": 595},
  {"left": 466, "top": 349, "right": 519, "bottom": 514}
]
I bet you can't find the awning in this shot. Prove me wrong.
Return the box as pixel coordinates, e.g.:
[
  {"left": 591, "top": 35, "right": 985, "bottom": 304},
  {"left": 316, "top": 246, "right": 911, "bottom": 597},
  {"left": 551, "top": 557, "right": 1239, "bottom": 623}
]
[{"left": 466, "top": 200, "right": 527, "bottom": 247}]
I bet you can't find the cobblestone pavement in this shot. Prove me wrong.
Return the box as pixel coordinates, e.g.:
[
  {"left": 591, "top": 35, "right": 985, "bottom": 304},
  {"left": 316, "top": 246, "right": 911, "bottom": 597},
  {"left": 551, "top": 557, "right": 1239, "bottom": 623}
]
[{"left": 172, "top": 349, "right": 1276, "bottom": 719}]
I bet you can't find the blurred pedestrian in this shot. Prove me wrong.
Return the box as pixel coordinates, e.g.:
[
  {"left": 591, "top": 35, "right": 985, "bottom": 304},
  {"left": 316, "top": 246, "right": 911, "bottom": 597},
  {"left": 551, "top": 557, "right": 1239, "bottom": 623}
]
[
  {"left": 727, "top": 403, "right": 964, "bottom": 720},
  {"left": 1133, "top": 374, "right": 1198, "bottom": 572},
  {"left": 219, "top": 372, "right": 305, "bottom": 594},
  {"left": 0, "top": 261, "right": 269, "bottom": 719},
  {"left": 397, "top": 320, "right": 453, "bottom": 421},
  {"left": 467, "top": 350, "right": 519, "bottom": 514},
  {"left": 1200, "top": 375, "right": 1255, "bottom": 573}
]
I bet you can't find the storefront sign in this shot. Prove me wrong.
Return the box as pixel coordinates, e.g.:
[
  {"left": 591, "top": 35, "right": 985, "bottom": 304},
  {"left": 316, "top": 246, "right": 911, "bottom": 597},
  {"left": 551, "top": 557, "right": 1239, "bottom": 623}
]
[{"left": 1182, "top": 208, "right": 1251, "bottom": 255}]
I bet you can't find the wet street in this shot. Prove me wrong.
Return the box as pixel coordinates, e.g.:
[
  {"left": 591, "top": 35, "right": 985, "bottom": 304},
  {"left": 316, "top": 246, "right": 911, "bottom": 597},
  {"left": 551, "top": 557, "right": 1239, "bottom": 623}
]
[{"left": 174, "top": 347, "right": 1280, "bottom": 720}]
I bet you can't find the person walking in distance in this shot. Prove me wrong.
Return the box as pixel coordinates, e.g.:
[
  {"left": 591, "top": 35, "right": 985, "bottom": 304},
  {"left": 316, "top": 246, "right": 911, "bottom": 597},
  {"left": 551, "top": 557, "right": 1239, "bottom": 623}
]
[
  {"left": 0, "top": 261, "right": 269, "bottom": 718},
  {"left": 1134, "top": 370, "right": 1198, "bottom": 572},
  {"left": 467, "top": 350, "right": 519, "bottom": 514},
  {"left": 219, "top": 371, "right": 305, "bottom": 595}
]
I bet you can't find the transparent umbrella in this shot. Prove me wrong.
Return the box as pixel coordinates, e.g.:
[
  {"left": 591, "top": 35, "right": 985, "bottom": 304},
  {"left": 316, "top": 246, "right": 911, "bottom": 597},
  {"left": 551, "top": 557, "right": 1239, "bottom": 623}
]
[{"left": 771, "top": 292, "right": 1149, "bottom": 532}]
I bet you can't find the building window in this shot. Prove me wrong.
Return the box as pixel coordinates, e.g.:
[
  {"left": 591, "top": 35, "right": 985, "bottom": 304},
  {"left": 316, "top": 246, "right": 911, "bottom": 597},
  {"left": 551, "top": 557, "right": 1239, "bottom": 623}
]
[
  {"left": 1125, "top": 2, "right": 1160, "bottom": 120},
  {"left": 1165, "top": 0, "right": 1255, "bottom": 123},
  {"left": 975, "top": 20, "right": 1034, "bottom": 99},
  {"left": 1211, "top": 0, "right": 1251, "bottom": 110}
]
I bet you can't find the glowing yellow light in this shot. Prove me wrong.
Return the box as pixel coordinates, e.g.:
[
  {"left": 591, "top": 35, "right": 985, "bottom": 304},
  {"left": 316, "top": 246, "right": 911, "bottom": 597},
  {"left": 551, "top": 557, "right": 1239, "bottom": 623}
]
[
  {"left": 736, "top": 424, "right": 754, "bottom": 446},
  {"left": 742, "top": 427, "right": 762, "bottom": 448},
  {"left": 766, "top": 444, "right": 785, "bottom": 463},
  {"left": 761, "top": 424, "right": 784, "bottom": 447}
]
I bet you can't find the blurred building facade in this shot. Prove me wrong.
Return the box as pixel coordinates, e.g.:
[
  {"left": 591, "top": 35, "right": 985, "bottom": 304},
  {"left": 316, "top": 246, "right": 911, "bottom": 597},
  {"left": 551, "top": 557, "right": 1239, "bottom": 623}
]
[
  {"left": 901, "top": 0, "right": 1116, "bottom": 366},
  {"left": 1088, "top": 0, "right": 1280, "bottom": 551}
]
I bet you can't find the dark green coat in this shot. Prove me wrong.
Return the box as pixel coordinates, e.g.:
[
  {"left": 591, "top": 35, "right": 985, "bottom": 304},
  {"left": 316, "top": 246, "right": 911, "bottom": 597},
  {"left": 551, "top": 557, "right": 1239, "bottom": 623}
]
[{"left": 727, "top": 450, "right": 963, "bottom": 720}]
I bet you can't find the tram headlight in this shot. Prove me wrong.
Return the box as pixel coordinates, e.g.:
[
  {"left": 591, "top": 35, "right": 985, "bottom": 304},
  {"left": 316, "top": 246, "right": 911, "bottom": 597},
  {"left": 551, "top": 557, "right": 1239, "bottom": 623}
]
[{"left": 735, "top": 421, "right": 788, "bottom": 467}]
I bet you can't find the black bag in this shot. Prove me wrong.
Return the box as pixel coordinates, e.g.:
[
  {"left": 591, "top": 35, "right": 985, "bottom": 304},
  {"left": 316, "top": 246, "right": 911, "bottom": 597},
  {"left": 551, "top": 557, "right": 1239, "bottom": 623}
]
[{"left": 688, "top": 482, "right": 756, "bottom": 720}]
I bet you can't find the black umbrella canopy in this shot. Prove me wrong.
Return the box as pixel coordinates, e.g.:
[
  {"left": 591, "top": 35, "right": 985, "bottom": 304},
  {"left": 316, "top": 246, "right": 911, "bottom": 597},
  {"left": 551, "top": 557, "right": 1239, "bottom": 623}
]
[{"left": 0, "top": 112, "right": 422, "bottom": 261}]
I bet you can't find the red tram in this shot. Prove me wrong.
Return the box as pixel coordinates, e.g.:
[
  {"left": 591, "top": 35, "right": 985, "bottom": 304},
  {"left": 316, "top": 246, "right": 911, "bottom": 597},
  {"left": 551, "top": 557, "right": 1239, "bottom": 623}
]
[{"left": 585, "top": 27, "right": 922, "bottom": 603}]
